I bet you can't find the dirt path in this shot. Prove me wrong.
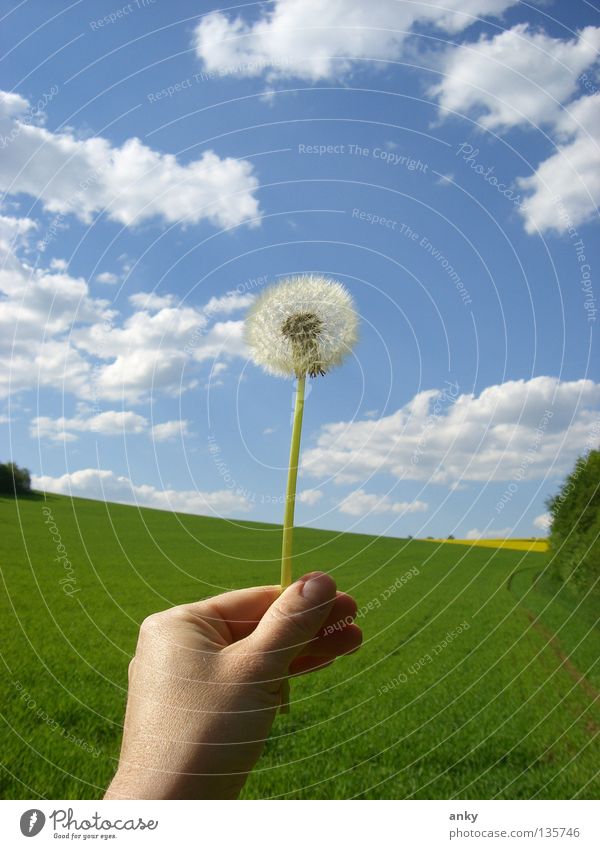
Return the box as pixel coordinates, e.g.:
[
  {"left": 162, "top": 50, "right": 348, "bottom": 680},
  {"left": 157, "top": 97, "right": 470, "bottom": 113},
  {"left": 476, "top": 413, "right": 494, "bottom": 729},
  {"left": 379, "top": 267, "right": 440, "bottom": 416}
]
[
  {"left": 507, "top": 567, "right": 600, "bottom": 730},
  {"left": 524, "top": 610, "right": 600, "bottom": 705}
]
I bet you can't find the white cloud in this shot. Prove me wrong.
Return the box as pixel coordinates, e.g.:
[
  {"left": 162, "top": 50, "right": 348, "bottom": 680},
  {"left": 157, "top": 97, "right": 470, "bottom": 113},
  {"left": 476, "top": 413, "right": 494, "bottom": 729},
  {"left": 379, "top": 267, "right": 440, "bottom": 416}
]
[
  {"left": 128, "top": 292, "right": 179, "bottom": 311},
  {"left": 73, "top": 290, "right": 252, "bottom": 400},
  {"left": 194, "top": 0, "right": 518, "bottom": 82},
  {"left": 32, "top": 468, "right": 252, "bottom": 516},
  {"left": 191, "top": 319, "right": 248, "bottom": 363},
  {"left": 49, "top": 258, "right": 68, "bottom": 271},
  {"left": 430, "top": 25, "right": 600, "bottom": 235},
  {"left": 96, "top": 271, "right": 119, "bottom": 285},
  {"left": 302, "top": 377, "right": 600, "bottom": 486},
  {"left": 31, "top": 410, "right": 193, "bottom": 443},
  {"left": 465, "top": 526, "right": 513, "bottom": 539},
  {"left": 0, "top": 219, "right": 253, "bottom": 401},
  {"left": 0, "top": 213, "right": 37, "bottom": 248},
  {"left": 203, "top": 291, "right": 255, "bottom": 316},
  {"left": 518, "top": 93, "right": 600, "bottom": 233},
  {"left": 31, "top": 410, "right": 148, "bottom": 441},
  {"left": 533, "top": 512, "right": 552, "bottom": 532},
  {"left": 73, "top": 313, "right": 247, "bottom": 401},
  {"left": 432, "top": 25, "right": 600, "bottom": 130},
  {"left": 0, "top": 225, "right": 113, "bottom": 398},
  {"left": 338, "top": 489, "right": 428, "bottom": 517},
  {"left": 151, "top": 419, "right": 190, "bottom": 442},
  {"left": 0, "top": 90, "right": 260, "bottom": 230},
  {"left": 297, "top": 488, "right": 323, "bottom": 506}
]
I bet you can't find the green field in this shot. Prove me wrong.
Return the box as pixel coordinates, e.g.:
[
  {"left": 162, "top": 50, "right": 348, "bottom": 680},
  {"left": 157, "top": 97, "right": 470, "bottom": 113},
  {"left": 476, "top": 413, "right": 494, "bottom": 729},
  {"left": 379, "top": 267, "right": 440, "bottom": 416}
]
[{"left": 1, "top": 493, "right": 598, "bottom": 799}]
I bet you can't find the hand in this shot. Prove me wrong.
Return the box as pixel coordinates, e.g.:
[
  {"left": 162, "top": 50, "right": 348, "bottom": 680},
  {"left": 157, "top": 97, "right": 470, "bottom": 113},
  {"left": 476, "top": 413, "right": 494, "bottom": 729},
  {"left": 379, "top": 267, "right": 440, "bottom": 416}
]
[{"left": 105, "top": 571, "right": 362, "bottom": 799}]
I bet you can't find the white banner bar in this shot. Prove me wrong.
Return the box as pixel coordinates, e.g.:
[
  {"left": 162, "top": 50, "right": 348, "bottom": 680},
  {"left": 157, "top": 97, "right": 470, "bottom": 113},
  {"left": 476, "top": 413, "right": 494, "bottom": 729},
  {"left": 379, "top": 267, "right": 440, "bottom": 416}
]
[{"left": 1, "top": 800, "right": 598, "bottom": 848}]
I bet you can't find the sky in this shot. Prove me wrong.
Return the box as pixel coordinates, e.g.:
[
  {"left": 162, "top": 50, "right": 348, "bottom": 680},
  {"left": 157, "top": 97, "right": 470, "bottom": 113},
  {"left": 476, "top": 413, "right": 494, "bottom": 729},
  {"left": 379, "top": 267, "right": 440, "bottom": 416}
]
[{"left": 1, "top": 0, "right": 599, "bottom": 539}]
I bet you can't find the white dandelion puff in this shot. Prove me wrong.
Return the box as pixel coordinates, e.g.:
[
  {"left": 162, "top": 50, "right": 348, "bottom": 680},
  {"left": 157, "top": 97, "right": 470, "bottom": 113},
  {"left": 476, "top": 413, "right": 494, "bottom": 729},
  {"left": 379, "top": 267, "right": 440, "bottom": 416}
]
[
  {"left": 244, "top": 274, "right": 358, "bottom": 378},
  {"left": 242, "top": 274, "right": 360, "bottom": 714}
]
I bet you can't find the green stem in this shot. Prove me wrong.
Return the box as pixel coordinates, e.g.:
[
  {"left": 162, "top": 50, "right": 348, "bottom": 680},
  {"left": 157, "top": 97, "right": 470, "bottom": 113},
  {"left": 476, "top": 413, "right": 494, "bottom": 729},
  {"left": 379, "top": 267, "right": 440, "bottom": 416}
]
[{"left": 279, "top": 375, "right": 306, "bottom": 713}]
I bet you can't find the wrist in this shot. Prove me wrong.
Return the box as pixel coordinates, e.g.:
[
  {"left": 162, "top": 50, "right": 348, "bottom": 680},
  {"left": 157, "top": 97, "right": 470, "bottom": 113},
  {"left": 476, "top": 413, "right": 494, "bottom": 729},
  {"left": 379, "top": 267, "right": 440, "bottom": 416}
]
[{"left": 104, "top": 764, "right": 244, "bottom": 800}]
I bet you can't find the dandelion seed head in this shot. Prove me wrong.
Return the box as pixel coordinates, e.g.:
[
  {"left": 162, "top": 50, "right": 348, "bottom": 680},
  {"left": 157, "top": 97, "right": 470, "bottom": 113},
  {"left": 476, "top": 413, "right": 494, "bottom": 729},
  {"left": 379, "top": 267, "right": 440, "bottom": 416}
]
[{"left": 244, "top": 275, "right": 359, "bottom": 378}]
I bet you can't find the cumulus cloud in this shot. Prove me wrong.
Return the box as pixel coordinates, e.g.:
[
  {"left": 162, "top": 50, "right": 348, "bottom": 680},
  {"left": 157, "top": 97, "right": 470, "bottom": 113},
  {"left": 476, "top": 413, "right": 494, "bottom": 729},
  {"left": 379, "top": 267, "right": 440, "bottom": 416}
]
[
  {"left": 32, "top": 468, "right": 252, "bottom": 516},
  {"left": 203, "top": 291, "right": 255, "bottom": 316},
  {"left": 338, "top": 489, "right": 428, "bottom": 517},
  {"left": 302, "top": 377, "right": 600, "bottom": 486},
  {"left": 151, "top": 419, "right": 190, "bottom": 442},
  {"left": 0, "top": 213, "right": 37, "bottom": 248},
  {"left": 518, "top": 93, "right": 600, "bottom": 233},
  {"left": 73, "top": 311, "right": 247, "bottom": 401},
  {"left": 430, "top": 25, "right": 600, "bottom": 234},
  {"left": 0, "top": 220, "right": 113, "bottom": 398},
  {"left": 128, "top": 292, "right": 179, "bottom": 311},
  {"left": 0, "top": 221, "right": 253, "bottom": 400},
  {"left": 194, "top": 0, "right": 518, "bottom": 82},
  {"left": 465, "top": 527, "right": 513, "bottom": 539},
  {"left": 432, "top": 25, "right": 600, "bottom": 130},
  {"left": 96, "top": 271, "right": 119, "bottom": 285},
  {"left": 533, "top": 512, "right": 552, "bottom": 532},
  {"left": 31, "top": 410, "right": 192, "bottom": 443},
  {"left": 32, "top": 410, "right": 148, "bottom": 441},
  {"left": 0, "top": 90, "right": 260, "bottom": 230},
  {"left": 297, "top": 488, "right": 323, "bottom": 506}
]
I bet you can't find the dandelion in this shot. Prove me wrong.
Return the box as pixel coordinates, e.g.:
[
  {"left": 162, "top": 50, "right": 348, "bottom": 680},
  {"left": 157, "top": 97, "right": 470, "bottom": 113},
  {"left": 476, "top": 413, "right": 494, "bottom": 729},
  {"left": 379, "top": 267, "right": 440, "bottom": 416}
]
[
  {"left": 245, "top": 274, "right": 359, "bottom": 711},
  {"left": 245, "top": 275, "right": 359, "bottom": 379}
]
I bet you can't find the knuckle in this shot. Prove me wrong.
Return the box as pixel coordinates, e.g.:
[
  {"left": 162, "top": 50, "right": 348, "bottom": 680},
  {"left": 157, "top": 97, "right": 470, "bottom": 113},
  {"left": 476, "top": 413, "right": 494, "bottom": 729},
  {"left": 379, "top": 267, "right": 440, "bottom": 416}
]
[
  {"left": 139, "top": 608, "right": 180, "bottom": 638},
  {"left": 139, "top": 612, "right": 163, "bottom": 634}
]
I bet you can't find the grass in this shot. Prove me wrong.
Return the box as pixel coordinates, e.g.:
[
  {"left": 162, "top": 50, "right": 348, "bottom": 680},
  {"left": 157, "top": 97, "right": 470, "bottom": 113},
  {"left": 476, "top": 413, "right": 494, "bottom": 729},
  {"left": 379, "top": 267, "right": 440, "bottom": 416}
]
[{"left": 0, "top": 493, "right": 598, "bottom": 800}]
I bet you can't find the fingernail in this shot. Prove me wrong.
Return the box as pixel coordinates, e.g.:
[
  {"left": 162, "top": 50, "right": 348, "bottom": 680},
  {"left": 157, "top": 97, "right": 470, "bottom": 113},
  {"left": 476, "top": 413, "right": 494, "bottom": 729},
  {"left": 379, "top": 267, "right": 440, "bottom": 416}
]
[{"left": 299, "top": 572, "right": 335, "bottom": 604}]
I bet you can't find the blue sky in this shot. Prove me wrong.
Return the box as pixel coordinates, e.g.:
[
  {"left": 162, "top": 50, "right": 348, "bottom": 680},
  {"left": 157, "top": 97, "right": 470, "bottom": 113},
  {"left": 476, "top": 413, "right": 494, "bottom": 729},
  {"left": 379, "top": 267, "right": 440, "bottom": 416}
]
[{"left": 1, "top": 0, "right": 599, "bottom": 539}]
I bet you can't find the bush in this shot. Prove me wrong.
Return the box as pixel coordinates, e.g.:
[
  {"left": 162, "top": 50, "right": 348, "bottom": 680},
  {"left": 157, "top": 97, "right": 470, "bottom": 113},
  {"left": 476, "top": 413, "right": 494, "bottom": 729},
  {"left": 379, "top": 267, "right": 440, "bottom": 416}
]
[
  {"left": 547, "top": 449, "right": 600, "bottom": 596},
  {"left": 0, "top": 461, "right": 32, "bottom": 495}
]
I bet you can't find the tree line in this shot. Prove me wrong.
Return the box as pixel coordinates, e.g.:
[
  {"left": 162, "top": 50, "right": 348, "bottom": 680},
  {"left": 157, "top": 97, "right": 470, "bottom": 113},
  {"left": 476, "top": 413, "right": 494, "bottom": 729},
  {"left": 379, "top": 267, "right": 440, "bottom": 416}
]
[
  {"left": 0, "top": 461, "right": 32, "bottom": 495},
  {"left": 546, "top": 448, "right": 599, "bottom": 597}
]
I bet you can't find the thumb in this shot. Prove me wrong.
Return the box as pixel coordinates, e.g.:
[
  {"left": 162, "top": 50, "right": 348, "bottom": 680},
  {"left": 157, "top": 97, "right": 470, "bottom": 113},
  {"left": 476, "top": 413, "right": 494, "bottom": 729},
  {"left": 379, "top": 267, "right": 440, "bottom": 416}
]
[{"left": 246, "top": 571, "right": 336, "bottom": 674}]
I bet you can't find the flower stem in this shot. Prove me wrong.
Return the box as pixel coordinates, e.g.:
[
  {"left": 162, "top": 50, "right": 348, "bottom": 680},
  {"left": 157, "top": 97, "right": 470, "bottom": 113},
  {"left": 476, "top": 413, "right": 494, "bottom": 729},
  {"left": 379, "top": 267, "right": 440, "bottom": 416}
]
[{"left": 279, "top": 374, "right": 306, "bottom": 713}]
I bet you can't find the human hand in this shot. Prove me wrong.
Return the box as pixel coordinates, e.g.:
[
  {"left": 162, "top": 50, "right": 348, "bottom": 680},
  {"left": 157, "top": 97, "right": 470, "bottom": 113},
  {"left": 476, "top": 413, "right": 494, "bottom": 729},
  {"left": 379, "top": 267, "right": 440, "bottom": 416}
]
[{"left": 104, "top": 571, "right": 361, "bottom": 799}]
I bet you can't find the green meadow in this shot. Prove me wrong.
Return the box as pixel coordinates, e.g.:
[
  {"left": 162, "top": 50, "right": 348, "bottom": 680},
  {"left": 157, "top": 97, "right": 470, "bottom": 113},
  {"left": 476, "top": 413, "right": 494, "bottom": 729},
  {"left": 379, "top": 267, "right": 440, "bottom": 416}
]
[{"left": 0, "top": 493, "right": 598, "bottom": 800}]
